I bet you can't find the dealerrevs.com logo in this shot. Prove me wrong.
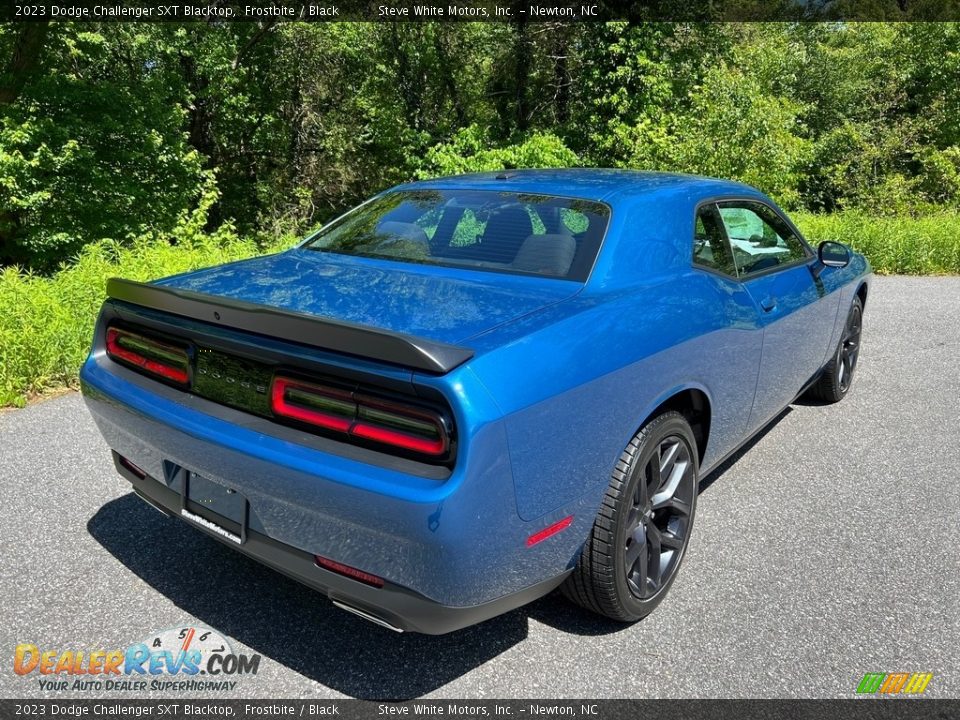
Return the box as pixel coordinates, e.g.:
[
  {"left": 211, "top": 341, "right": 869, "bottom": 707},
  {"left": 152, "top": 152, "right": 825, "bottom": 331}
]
[{"left": 13, "top": 626, "right": 260, "bottom": 693}]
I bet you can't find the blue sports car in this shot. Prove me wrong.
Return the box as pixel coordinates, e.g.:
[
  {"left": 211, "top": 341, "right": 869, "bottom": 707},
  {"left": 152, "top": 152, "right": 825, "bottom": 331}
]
[{"left": 80, "top": 170, "right": 870, "bottom": 633}]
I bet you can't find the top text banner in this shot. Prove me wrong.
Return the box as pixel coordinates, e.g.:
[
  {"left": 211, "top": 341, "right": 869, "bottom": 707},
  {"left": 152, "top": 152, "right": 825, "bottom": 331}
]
[{"left": 7, "top": 0, "right": 960, "bottom": 22}]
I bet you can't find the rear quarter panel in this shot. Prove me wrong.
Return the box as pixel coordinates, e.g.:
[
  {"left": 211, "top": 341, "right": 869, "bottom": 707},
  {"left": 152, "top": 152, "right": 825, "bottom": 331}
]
[{"left": 465, "top": 193, "right": 764, "bottom": 522}]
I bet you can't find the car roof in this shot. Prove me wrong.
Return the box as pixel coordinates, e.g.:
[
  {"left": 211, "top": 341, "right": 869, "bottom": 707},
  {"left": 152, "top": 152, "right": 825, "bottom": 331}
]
[{"left": 393, "top": 169, "right": 760, "bottom": 204}]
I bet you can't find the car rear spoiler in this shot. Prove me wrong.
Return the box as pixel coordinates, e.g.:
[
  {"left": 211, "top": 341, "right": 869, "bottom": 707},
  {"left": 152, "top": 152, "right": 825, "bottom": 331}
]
[{"left": 105, "top": 278, "right": 474, "bottom": 375}]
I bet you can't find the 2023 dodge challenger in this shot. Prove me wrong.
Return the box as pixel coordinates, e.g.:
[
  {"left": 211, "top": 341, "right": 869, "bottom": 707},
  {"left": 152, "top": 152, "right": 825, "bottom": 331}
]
[{"left": 80, "top": 170, "right": 870, "bottom": 634}]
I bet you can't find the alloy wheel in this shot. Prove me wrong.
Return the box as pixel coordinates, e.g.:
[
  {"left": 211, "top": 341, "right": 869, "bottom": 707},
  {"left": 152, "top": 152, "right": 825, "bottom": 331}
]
[
  {"left": 838, "top": 305, "right": 863, "bottom": 392},
  {"left": 624, "top": 435, "right": 695, "bottom": 600}
]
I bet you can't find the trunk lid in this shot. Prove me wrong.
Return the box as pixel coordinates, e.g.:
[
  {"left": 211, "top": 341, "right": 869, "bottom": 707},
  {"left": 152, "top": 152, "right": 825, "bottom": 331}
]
[{"left": 154, "top": 249, "right": 581, "bottom": 345}]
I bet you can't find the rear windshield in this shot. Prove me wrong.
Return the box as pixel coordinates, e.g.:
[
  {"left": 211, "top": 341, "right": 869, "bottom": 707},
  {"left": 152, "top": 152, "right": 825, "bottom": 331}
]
[{"left": 303, "top": 190, "right": 611, "bottom": 281}]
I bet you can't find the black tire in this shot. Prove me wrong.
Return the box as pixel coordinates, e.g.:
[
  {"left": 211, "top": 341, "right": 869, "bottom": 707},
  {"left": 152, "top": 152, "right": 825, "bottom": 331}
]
[
  {"left": 807, "top": 296, "right": 863, "bottom": 404},
  {"left": 562, "top": 411, "right": 699, "bottom": 622}
]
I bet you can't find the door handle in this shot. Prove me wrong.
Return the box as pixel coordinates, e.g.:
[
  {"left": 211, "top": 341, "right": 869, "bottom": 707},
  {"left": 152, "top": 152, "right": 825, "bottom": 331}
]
[{"left": 760, "top": 295, "right": 778, "bottom": 312}]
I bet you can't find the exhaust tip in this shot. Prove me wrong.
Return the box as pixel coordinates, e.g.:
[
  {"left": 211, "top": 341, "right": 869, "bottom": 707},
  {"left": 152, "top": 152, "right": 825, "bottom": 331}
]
[
  {"left": 331, "top": 599, "right": 403, "bottom": 633},
  {"left": 134, "top": 490, "right": 173, "bottom": 518}
]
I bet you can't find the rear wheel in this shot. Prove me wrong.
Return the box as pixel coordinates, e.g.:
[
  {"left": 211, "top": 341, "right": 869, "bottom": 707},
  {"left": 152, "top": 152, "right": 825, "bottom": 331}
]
[
  {"left": 808, "top": 296, "right": 863, "bottom": 404},
  {"left": 562, "top": 411, "right": 698, "bottom": 622}
]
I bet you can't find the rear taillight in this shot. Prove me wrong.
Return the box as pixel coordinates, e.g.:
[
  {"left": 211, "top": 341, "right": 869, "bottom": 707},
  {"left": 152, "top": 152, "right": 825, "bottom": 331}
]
[
  {"left": 105, "top": 326, "right": 190, "bottom": 386},
  {"left": 271, "top": 375, "right": 449, "bottom": 459}
]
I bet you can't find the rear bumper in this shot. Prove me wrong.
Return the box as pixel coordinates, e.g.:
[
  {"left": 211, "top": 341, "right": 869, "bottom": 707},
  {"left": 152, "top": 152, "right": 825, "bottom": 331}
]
[
  {"left": 80, "top": 348, "right": 590, "bottom": 633},
  {"left": 119, "top": 453, "right": 567, "bottom": 634}
]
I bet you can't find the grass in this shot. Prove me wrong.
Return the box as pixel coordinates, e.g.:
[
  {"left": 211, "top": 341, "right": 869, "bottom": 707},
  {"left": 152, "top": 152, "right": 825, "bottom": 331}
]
[
  {"left": 0, "top": 210, "right": 958, "bottom": 408},
  {"left": 793, "top": 211, "right": 960, "bottom": 275},
  {"left": 0, "top": 233, "right": 289, "bottom": 407}
]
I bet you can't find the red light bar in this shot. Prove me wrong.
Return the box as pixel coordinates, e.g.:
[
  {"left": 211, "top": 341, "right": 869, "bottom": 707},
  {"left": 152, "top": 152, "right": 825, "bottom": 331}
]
[
  {"left": 271, "top": 377, "right": 354, "bottom": 432},
  {"left": 350, "top": 422, "right": 446, "bottom": 456},
  {"left": 270, "top": 375, "right": 449, "bottom": 459},
  {"left": 106, "top": 326, "right": 189, "bottom": 385},
  {"left": 526, "top": 515, "right": 574, "bottom": 547},
  {"left": 315, "top": 555, "right": 384, "bottom": 588}
]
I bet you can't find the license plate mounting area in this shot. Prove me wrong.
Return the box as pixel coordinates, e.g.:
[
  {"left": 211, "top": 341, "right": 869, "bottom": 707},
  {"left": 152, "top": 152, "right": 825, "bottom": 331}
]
[{"left": 180, "top": 471, "right": 249, "bottom": 545}]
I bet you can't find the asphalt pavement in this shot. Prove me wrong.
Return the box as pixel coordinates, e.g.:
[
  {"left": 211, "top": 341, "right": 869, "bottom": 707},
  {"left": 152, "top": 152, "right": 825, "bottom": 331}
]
[{"left": 1, "top": 276, "right": 958, "bottom": 699}]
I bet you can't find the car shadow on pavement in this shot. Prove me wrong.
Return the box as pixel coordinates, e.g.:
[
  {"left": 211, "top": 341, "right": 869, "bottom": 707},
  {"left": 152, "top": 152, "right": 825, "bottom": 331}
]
[
  {"left": 87, "top": 409, "right": 794, "bottom": 698},
  {"left": 88, "top": 493, "right": 531, "bottom": 700}
]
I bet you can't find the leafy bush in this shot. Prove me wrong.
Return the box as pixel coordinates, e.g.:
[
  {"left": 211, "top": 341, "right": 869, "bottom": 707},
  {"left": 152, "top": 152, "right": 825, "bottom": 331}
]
[
  {"left": 662, "top": 64, "right": 812, "bottom": 209},
  {"left": 0, "top": 214, "right": 288, "bottom": 407},
  {"left": 0, "top": 27, "right": 206, "bottom": 269},
  {"left": 419, "top": 125, "right": 580, "bottom": 178}
]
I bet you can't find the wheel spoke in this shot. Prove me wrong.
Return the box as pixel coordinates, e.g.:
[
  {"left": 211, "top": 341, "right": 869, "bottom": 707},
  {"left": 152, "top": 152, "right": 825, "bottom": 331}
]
[
  {"left": 651, "top": 449, "right": 692, "bottom": 509},
  {"left": 651, "top": 463, "right": 688, "bottom": 508},
  {"left": 661, "top": 495, "right": 691, "bottom": 516},
  {"left": 632, "top": 462, "right": 648, "bottom": 512},
  {"left": 627, "top": 540, "right": 648, "bottom": 597},
  {"left": 625, "top": 537, "right": 643, "bottom": 569},
  {"left": 646, "top": 524, "right": 662, "bottom": 589},
  {"left": 658, "top": 440, "right": 680, "bottom": 485},
  {"left": 646, "top": 450, "right": 661, "bottom": 500},
  {"left": 659, "top": 528, "right": 685, "bottom": 550}
]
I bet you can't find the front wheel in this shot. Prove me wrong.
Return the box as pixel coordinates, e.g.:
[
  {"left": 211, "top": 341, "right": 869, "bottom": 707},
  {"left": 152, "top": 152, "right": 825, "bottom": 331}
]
[
  {"left": 562, "top": 411, "right": 699, "bottom": 622},
  {"left": 808, "top": 295, "right": 863, "bottom": 404}
]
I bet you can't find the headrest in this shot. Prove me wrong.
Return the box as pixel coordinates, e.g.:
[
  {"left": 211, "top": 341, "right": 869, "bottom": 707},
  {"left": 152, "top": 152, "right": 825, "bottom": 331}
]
[{"left": 511, "top": 234, "right": 576, "bottom": 277}]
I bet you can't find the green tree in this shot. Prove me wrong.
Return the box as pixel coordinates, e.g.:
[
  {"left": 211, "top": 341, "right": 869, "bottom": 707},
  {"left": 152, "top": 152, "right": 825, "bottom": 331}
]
[{"left": 0, "top": 24, "right": 204, "bottom": 269}]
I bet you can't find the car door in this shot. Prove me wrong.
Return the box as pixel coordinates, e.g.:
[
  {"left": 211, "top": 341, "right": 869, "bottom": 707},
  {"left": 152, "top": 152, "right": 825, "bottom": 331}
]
[
  {"left": 714, "top": 200, "right": 840, "bottom": 431},
  {"left": 690, "top": 203, "right": 765, "bottom": 466}
]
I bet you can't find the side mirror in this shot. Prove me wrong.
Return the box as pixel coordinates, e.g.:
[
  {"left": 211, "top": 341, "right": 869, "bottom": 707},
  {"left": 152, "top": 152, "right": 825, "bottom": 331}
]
[{"left": 818, "top": 240, "right": 851, "bottom": 269}]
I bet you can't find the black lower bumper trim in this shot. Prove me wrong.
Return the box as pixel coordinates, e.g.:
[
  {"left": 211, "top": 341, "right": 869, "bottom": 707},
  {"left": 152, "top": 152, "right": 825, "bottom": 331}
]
[{"left": 112, "top": 452, "right": 568, "bottom": 635}]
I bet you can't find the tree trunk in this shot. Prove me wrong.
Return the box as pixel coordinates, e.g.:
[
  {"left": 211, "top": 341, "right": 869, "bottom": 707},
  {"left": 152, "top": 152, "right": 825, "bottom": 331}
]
[
  {"left": 513, "top": 18, "right": 532, "bottom": 132},
  {"left": 0, "top": 22, "right": 50, "bottom": 107},
  {"left": 0, "top": 22, "right": 50, "bottom": 263}
]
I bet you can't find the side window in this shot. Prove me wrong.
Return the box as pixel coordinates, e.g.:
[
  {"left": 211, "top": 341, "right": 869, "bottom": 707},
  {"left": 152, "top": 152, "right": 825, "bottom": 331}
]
[
  {"left": 693, "top": 204, "right": 737, "bottom": 277},
  {"left": 717, "top": 202, "right": 808, "bottom": 277}
]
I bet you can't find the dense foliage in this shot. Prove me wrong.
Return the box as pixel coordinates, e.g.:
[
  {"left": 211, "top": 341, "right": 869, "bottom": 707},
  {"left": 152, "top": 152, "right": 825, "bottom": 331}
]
[
  {"left": 2, "top": 21, "right": 960, "bottom": 269},
  {"left": 0, "top": 195, "right": 289, "bottom": 406},
  {"left": 2, "top": 20, "right": 960, "bottom": 406}
]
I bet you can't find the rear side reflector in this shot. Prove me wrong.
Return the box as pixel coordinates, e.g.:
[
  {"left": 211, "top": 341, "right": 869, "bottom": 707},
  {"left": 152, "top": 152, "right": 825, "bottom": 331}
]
[
  {"left": 526, "top": 515, "right": 574, "bottom": 547},
  {"left": 271, "top": 375, "right": 449, "bottom": 459},
  {"left": 118, "top": 455, "right": 147, "bottom": 479},
  {"left": 106, "top": 326, "right": 189, "bottom": 386},
  {"left": 315, "top": 555, "right": 384, "bottom": 588}
]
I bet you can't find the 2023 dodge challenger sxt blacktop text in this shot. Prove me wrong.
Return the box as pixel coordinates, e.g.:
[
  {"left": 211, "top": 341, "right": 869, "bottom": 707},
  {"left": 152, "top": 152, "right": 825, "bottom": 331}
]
[{"left": 80, "top": 170, "right": 870, "bottom": 634}]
